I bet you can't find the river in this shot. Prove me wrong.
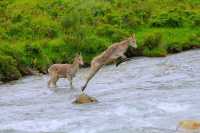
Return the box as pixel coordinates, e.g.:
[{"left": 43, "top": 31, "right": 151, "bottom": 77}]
[{"left": 0, "top": 50, "right": 200, "bottom": 133}]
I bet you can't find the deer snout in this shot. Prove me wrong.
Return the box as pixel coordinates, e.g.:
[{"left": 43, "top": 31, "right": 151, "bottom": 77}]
[
  {"left": 133, "top": 43, "right": 137, "bottom": 48},
  {"left": 80, "top": 61, "right": 84, "bottom": 66}
]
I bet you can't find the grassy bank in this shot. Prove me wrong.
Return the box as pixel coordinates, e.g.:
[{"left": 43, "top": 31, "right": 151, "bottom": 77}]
[{"left": 0, "top": 0, "right": 200, "bottom": 82}]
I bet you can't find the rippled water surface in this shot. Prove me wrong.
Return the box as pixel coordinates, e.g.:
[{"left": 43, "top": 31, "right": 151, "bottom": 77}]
[{"left": 0, "top": 50, "right": 200, "bottom": 133}]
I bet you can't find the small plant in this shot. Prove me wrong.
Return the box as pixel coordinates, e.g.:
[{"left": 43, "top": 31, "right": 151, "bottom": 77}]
[
  {"left": 143, "top": 47, "right": 167, "bottom": 57},
  {"left": 142, "top": 32, "right": 167, "bottom": 57},
  {"left": 24, "top": 43, "right": 42, "bottom": 56},
  {"left": 96, "top": 24, "right": 129, "bottom": 42},
  {"left": 24, "top": 43, "right": 50, "bottom": 73},
  {"left": 150, "top": 12, "right": 183, "bottom": 28},
  {"left": 187, "top": 34, "right": 200, "bottom": 48},
  {"left": 31, "top": 16, "right": 59, "bottom": 39},
  {"left": 0, "top": 55, "right": 21, "bottom": 82},
  {"left": 122, "top": 13, "right": 142, "bottom": 28},
  {"left": 191, "top": 14, "right": 200, "bottom": 27},
  {"left": 142, "top": 32, "right": 163, "bottom": 50}
]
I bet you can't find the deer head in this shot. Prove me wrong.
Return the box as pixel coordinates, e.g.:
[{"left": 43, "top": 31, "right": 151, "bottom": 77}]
[
  {"left": 128, "top": 33, "right": 137, "bottom": 48},
  {"left": 75, "top": 53, "right": 84, "bottom": 66}
]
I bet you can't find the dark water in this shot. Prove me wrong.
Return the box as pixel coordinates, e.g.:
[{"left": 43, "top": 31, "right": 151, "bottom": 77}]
[{"left": 0, "top": 50, "right": 200, "bottom": 133}]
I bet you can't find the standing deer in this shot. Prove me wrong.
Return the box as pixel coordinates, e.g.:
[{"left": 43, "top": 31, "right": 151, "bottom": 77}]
[
  {"left": 48, "top": 53, "right": 84, "bottom": 89},
  {"left": 82, "top": 34, "right": 137, "bottom": 91}
]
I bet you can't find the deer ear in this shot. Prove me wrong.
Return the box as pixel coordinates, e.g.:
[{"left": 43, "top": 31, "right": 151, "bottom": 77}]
[
  {"left": 77, "top": 52, "right": 82, "bottom": 57},
  {"left": 132, "top": 33, "right": 135, "bottom": 38},
  {"left": 75, "top": 53, "right": 79, "bottom": 57}
]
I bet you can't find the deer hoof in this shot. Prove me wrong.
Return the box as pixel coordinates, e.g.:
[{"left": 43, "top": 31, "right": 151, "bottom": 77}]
[{"left": 81, "top": 86, "right": 86, "bottom": 91}]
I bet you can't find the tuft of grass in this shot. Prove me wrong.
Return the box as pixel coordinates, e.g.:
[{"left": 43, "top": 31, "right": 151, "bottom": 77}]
[
  {"left": 141, "top": 31, "right": 167, "bottom": 57},
  {"left": 143, "top": 47, "right": 167, "bottom": 57},
  {"left": 0, "top": 54, "right": 21, "bottom": 82}
]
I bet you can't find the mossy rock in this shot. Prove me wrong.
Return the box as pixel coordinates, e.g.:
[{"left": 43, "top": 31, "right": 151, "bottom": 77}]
[{"left": 72, "top": 93, "right": 98, "bottom": 104}]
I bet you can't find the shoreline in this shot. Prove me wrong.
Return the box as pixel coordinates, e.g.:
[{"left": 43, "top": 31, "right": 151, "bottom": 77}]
[{"left": 1, "top": 48, "right": 199, "bottom": 85}]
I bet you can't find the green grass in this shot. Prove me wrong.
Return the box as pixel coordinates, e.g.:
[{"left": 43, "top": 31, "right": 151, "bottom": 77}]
[
  {"left": 0, "top": 0, "right": 200, "bottom": 82},
  {"left": 136, "top": 28, "right": 200, "bottom": 44}
]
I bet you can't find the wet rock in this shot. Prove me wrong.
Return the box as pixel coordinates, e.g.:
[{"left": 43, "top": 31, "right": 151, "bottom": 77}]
[
  {"left": 177, "top": 120, "right": 200, "bottom": 132},
  {"left": 72, "top": 93, "right": 98, "bottom": 104},
  {"left": 26, "top": 68, "right": 41, "bottom": 75}
]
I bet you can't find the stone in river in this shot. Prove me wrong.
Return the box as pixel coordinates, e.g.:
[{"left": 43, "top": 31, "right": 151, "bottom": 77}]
[
  {"left": 72, "top": 93, "right": 98, "bottom": 104},
  {"left": 177, "top": 120, "right": 200, "bottom": 132}
]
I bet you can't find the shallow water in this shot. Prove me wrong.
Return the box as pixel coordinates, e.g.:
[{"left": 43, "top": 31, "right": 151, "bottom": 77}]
[{"left": 0, "top": 50, "right": 200, "bottom": 133}]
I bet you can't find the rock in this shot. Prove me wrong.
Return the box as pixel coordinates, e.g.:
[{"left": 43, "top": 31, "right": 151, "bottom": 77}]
[
  {"left": 177, "top": 120, "right": 200, "bottom": 132},
  {"left": 27, "top": 68, "right": 41, "bottom": 75},
  {"left": 72, "top": 93, "right": 98, "bottom": 104}
]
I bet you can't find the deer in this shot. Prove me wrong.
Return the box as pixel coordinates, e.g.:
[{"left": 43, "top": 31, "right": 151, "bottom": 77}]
[
  {"left": 48, "top": 53, "right": 84, "bottom": 89},
  {"left": 81, "top": 34, "right": 137, "bottom": 91}
]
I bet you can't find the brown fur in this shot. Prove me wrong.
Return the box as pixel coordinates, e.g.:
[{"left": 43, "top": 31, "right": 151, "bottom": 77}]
[
  {"left": 82, "top": 34, "right": 137, "bottom": 91},
  {"left": 48, "top": 54, "right": 83, "bottom": 89}
]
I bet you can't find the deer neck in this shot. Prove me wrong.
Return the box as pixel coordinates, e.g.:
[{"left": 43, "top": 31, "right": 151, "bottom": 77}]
[
  {"left": 71, "top": 59, "right": 80, "bottom": 73},
  {"left": 119, "top": 39, "right": 130, "bottom": 49}
]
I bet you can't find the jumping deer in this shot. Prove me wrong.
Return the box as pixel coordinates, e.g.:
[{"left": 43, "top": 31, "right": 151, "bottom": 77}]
[
  {"left": 82, "top": 34, "right": 137, "bottom": 91},
  {"left": 48, "top": 53, "right": 84, "bottom": 89}
]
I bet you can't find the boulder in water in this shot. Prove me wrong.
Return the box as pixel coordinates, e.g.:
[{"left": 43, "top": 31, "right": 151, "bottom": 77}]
[
  {"left": 72, "top": 93, "right": 98, "bottom": 104},
  {"left": 177, "top": 120, "right": 200, "bottom": 132}
]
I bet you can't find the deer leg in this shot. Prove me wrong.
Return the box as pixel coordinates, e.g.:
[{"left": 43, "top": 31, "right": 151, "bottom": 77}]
[
  {"left": 52, "top": 74, "right": 59, "bottom": 88},
  {"left": 48, "top": 72, "right": 53, "bottom": 88},
  {"left": 121, "top": 54, "right": 127, "bottom": 59},
  {"left": 48, "top": 78, "right": 52, "bottom": 88},
  {"left": 82, "top": 63, "right": 103, "bottom": 91},
  {"left": 116, "top": 54, "right": 129, "bottom": 67},
  {"left": 69, "top": 77, "right": 74, "bottom": 89}
]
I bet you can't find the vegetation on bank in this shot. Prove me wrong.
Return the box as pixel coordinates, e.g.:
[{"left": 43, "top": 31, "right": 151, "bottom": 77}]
[{"left": 0, "top": 0, "right": 199, "bottom": 82}]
